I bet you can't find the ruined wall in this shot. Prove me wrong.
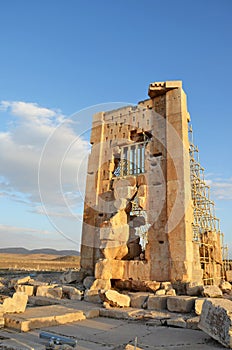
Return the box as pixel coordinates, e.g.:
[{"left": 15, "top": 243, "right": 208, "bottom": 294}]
[{"left": 81, "top": 81, "right": 222, "bottom": 286}]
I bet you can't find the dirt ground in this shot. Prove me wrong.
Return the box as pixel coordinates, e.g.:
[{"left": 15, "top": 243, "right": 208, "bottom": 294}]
[{"left": 0, "top": 253, "right": 80, "bottom": 271}]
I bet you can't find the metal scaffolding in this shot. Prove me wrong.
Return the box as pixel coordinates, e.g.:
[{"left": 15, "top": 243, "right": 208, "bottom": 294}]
[{"left": 189, "top": 125, "right": 227, "bottom": 285}]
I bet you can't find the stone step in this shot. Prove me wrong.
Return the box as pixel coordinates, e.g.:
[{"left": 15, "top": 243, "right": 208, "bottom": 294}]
[{"left": 4, "top": 305, "right": 86, "bottom": 332}]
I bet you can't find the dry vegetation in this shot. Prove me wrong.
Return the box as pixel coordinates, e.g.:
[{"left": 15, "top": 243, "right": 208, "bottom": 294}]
[{"left": 0, "top": 253, "right": 80, "bottom": 271}]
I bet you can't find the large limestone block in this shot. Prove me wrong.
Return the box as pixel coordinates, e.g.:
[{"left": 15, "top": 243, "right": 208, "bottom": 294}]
[
  {"left": 199, "top": 298, "right": 232, "bottom": 348},
  {"left": 100, "top": 290, "right": 130, "bottom": 308},
  {"left": 167, "top": 296, "right": 196, "bottom": 313},
  {"left": 100, "top": 242, "right": 128, "bottom": 260},
  {"left": 147, "top": 295, "right": 168, "bottom": 310},
  {"left": 36, "top": 285, "right": 62, "bottom": 299},
  {"left": 201, "top": 285, "right": 222, "bottom": 298},
  {"left": 95, "top": 259, "right": 126, "bottom": 280},
  {"left": 15, "top": 284, "right": 34, "bottom": 296},
  {"left": 3, "top": 292, "right": 28, "bottom": 314}
]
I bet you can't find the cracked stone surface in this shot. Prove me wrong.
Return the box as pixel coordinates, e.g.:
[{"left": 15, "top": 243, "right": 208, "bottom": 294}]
[{"left": 0, "top": 316, "right": 226, "bottom": 349}]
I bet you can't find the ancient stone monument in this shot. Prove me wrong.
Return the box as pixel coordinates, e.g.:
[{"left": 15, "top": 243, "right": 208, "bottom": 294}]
[{"left": 81, "top": 81, "right": 224, "bottom": 288}]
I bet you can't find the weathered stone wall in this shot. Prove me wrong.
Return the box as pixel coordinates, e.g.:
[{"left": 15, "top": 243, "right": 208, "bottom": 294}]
[{"left": 80, "top": 81, "right": 222, "bottom": 287}]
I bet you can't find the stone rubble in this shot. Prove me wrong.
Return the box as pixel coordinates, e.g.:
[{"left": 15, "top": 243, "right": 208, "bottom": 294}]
[{"left": 0, "top": 269, "right": 232, "bottom": 349}]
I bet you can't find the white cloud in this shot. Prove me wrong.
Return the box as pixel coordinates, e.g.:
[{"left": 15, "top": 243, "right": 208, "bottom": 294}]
[
  {"left": 0, "top": 100, "right": 90, "bottom": 211},
  {"left": 0, "top": 224, "right": 51, "bottom": 235},
  {"left": 206, "top": 176, "right": 232, "bottom": 200}
]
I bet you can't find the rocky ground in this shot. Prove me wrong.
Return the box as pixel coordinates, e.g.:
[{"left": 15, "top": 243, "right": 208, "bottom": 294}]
[{"left": 0, "top": 268, "right": 232, "bottom": 349}]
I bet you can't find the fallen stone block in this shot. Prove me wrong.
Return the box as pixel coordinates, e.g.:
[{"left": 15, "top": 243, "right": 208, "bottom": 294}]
[
  {"left": 201, "top": 285, "right": 222, "bottom": 298},
  {"left": 167, "top": 296, "right": 196, "bottom": 313},
  {"left": 147, "top": 295, "right": 168, "bottom": 310},
  {"left": 15, "top": 284, "right": 34, "bottom": 296},
  {"left": 100, "top": 290, "right": 130, "bottom": 308},
  {"left": 155, "top": 289, "right": 166, "bottom": 296},
  {"left": 128, "top": 292, "right": 149, "bottom": 308},
  {"left": 186, "top": 316, "right": 200, "bottom": 330},
  {"left": 220, "top": 281, "right": 232, "bottom": 293},
  {"left": 62, "top": 285, "right": 83, "bottom": 300},
  {"left": 4, "top": 305, "right": 86, "bottom": 332},
  {"left": 199, "top": 298, "right": 232, "bottom": 348},
  {"left": 83, "top": 276, "right": 95, "bottom": 289},
  {"left": 36, "top": 285, "right": 62, "bottom": 299},
  {"left": 89, "top": 278, "right": 111, "bottom": 291},
  {"left": 9, "top": 276, "right": 31, "bottom": 288},
  {"left": 195, "top": 298, "right": 205, "bottom": 315},
  {"left": 84, "top": 290, "right": 102, "bottom": 304},
  {"left": 166, "top": 317, "right": 186, "bottom": 328},
  {"left": 3, "top": 292, "right": 28, "bottom": 314},
  {"left": 160, "top": 282, "right": 172, "bottom": 291},
  {"left": 186, "top": 283, "right": 203, "bottom": 296},
  {"left": 60, "top": 269, "right": 86, "bottom": 284},
  {"left": 166, "top": 288, "right": 176, "bottom": 296}
]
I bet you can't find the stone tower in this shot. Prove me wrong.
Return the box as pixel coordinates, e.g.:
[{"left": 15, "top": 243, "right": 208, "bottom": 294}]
[{"left": 81, "top": 81, "right": 223, "bottom": 287}]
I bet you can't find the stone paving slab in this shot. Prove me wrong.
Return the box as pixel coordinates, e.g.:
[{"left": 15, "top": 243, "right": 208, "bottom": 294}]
[
  {"left": 4, "top": 305, "right": 86, "bottom": 332},
  {"left": 0, "top": 316, "right": 226, "bottom": 350}
]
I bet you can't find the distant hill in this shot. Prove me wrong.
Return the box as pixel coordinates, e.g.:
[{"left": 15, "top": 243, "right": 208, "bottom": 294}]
[{"left": 0, "top": 247, "right": 80, "bottom": 256}]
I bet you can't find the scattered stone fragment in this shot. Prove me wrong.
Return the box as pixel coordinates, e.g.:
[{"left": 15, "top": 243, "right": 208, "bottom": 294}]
[
  {"left": 166, "top": 317, "right": 186, "bottom": 328},
  {"left": 199, "top": 298, "right": 232, "bottom": 348},
  {"left": 9, "top": 276, "right": 31, "bottom": 288},
  {"left": 83, "top": 276, "right": 95, "bottom": 289},
  {"left": 166, "top": 288, "right": 176, "bottom": 296},
  {"left": 160, "top": 282, "right": 172, "bottom": 291},
  {"left": 220, "top": 281, "right": 232, "bottom": 293},
  {"left": 15, "top": 284, "right": 34, "bottom": 296},
  {"left": 186, "top": 316, "right": 200, "bottom": 330},
  {"left": 195, "top": 298, "right": 205, "bottom": 315},
  {"left": 36, "top": 285, "right": 62, "bottom": 299},
  {"left": 147, "top": 295, "right": 168, "bottom": 310},
  {"left": 128, "top": 292, "right": 149, "bottom": 308},
  {"left": 201, "top": 285, "right": 222, "bottom": 298},
  {"left": 167, "top": 296, "right": 196, "bottom": 313},
  {"left": 131, "top": 280, "right": 160, "bottom": 292},
  {"left": 155, "top": 289, "right": 166, "bottom": 296},
  {"left": 62, "top": 285, "right": 83, "bottom": 300},
  {"left": 100, "top": 290, "right": 130, "bottom": 307},
  {"left": 186, "top": 283, "right": 203, "bottom": 296},
  {"left": 89, "top": 278, "right": 111, "bottom": 291},
  {"left": 60, "top": 269, "right": 86, "bottom": 284},
  {"left": 84, "top": 290, "right": 102, "bottom": 304},
  {"left": 3, "top": 292, "right": 28, "bottom": 314}
]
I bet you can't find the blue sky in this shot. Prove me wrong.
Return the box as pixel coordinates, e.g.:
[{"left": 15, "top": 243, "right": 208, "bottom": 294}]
[{"left": 0, "top": 0, "right": 231, "bottom": 252}]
